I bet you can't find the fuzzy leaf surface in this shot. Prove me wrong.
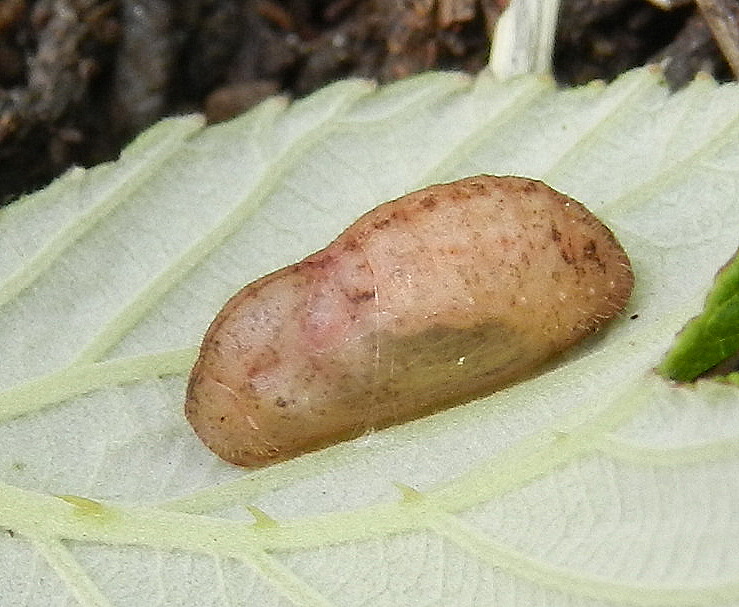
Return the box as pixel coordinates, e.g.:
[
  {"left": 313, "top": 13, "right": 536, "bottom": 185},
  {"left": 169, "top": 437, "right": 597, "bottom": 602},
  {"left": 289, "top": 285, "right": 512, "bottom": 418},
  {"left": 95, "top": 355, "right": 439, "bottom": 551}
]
[{"left": 1, "top": 67, "right": 739, "bottom": 607}]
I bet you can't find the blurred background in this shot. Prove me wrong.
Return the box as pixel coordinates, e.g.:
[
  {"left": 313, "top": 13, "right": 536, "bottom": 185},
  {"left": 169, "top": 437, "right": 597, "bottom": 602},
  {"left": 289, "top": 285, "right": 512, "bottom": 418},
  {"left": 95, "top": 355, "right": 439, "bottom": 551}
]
[{"left": 0, "top": 0, "right": 736, "bottom": 204}]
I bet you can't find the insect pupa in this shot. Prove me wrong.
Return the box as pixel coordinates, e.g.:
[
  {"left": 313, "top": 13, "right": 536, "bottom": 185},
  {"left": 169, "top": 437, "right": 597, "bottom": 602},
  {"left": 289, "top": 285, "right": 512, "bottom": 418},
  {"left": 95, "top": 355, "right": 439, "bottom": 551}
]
[{"left": 185, "top": 175, "right": 634, "bottom": 466}]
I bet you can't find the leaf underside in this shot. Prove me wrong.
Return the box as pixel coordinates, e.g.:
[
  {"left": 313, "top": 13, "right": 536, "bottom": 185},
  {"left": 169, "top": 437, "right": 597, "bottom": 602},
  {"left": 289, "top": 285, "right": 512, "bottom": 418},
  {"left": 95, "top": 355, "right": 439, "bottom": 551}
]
[{"left": 1, "top": 67, "right": 739, "bottom": 607}]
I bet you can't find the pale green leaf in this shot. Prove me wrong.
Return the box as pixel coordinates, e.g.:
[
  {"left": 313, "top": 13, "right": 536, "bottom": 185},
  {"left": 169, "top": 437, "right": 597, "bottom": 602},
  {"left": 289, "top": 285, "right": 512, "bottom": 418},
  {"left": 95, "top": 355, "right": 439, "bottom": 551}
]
[{"left": 1, "top": 66, "right": 739, "bottom": 607}]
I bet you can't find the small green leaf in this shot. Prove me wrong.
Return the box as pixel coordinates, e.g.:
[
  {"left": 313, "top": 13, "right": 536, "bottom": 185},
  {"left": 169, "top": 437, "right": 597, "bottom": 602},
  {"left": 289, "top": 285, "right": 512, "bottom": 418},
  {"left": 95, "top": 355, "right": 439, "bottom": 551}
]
[{"left": 660, "top": 250, "right": 739, "bottom": 381}]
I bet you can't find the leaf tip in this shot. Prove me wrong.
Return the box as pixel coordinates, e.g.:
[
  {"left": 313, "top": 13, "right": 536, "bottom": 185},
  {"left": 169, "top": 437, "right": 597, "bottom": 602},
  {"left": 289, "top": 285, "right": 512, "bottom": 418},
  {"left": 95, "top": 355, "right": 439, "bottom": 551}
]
[
  {"left": 57, "top": 494, "right": 114, "bottom": 521},
  {"left": 245, "top": 505, "right": 279, "bottom": 528},
  {"left": 393, "top": 482, "right": 424, "bottom": 503}
]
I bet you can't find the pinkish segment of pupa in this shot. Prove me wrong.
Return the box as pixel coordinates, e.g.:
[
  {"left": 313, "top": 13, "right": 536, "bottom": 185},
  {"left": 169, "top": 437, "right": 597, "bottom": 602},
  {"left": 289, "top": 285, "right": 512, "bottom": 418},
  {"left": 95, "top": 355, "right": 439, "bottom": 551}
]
[{"left": 185, "top": 175, "right": 634, "bottom": 467}]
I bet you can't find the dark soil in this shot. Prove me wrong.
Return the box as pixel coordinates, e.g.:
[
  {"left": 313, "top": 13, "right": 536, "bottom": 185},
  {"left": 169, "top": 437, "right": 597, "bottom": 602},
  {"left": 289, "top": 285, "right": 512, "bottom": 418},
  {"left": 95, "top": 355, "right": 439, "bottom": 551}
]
[{"left": 0, "top": 0, "right": 735, "bottom": 204}]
